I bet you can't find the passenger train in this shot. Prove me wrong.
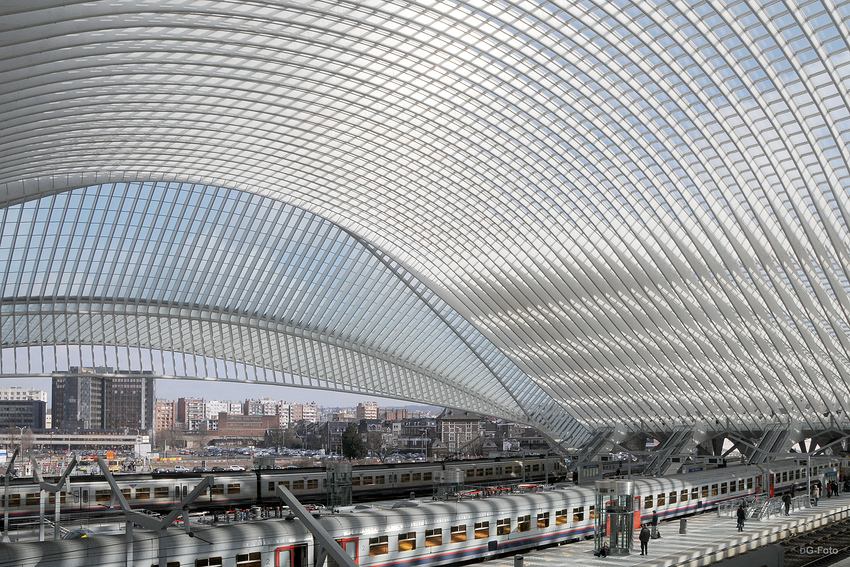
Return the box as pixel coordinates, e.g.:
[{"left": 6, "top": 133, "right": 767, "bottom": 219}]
[
  {"left": 0, "top": 456, "right": 565, "bottom": 522},
  {"left": 0, "top": 458, "right": 838, "bottom": 567}
]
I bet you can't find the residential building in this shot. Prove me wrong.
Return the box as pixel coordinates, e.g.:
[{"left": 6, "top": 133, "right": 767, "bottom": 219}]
[
  {"left": 302, "top": 402, "right": 319, "bottom": 423},
  {"left": 177, "top": 397, "right": 205, "bottom": 430},
  {"left": 436, "top": 409, "right": 484, "bottom": 455},
  {"left": 155, "top": 399, "right": 176, "bottom": 431},
  {"left": 243, "top": 399, "right": 264, "bottom": 416},
  {"left": 356, "top": 401, "right": 378, "bottom": 420}
]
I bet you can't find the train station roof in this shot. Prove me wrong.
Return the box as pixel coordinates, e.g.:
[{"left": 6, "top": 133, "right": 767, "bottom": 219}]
[{"left": 2, "top": 0, "right": 850, "bottom": 448}]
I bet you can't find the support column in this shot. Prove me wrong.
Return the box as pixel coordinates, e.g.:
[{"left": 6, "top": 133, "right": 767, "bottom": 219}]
[
  {"left": 275, "top": 485, "right": 357, "bottom": 567},
  {"left": 31, "top": 454, "right": 77, "bottom": 542}
]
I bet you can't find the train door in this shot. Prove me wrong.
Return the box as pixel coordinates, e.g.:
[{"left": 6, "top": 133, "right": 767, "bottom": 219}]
[
  {"left": 328, "top": 537, "right": 359, "bottom": 566},
  {"left": 74, "top": 488, "right": 89, "bottom": 509},
  {"left": 175, "top": 484, "right": 188, "bottom": 502},
  {"left": 275, "top": 544, "right": 308, "bottom": 567},
  {"left": 755, "top": 475, "right": 762, "bottom": 494},
  {"left": 769, "top": 473, "right": 775, "bottom": 498}
]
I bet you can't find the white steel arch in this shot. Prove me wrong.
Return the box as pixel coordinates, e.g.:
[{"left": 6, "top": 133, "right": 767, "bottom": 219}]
[{"left": 1, "top": 0, "right": 850, "bottom": 446}]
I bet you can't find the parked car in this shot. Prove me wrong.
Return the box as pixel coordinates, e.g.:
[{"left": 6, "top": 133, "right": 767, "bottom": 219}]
[
  {"left": 192, "top": 466, "right": 206, "bottom": 473},
  {"left": 173, "top": 465, "right": 190, "bottom": 473},
  {"left": 211, "top": 466, "right": 226, "bottom": 472},
  {"left": 228, "top": 465, "right": 245, "bottom": 471}
]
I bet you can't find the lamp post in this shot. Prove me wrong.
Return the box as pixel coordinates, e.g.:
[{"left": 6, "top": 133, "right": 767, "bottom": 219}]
[{"left": 420, "top": 430, "right": 428, "bottom": 461}]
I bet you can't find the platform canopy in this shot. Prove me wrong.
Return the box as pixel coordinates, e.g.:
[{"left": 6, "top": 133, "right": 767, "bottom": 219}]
[{"left": 2, "top": 0, "right": 850, "bottom": 448}]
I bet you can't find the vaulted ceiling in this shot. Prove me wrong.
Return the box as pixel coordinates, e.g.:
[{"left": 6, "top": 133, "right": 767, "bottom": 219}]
[{"left": 2, "top": 0, "right": 850, "bottom": 447}]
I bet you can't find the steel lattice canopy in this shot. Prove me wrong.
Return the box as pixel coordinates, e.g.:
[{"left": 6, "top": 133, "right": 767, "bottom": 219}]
[{"left": 2, "top": 0, "right": 850, "bottom": 447}]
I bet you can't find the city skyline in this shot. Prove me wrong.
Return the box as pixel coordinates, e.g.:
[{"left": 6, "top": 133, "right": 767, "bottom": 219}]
[{"left": 0, "top": 377, "right": 415, "bottom": 410}]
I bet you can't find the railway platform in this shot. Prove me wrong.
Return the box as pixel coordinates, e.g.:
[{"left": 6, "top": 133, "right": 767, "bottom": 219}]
[{"left": 484, "top": 495, "right": 850, "bottom": 567}]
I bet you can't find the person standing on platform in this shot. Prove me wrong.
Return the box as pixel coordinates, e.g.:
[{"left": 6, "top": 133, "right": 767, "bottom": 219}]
[
  {"left": 812, "top": 483, "right": 820, "bottom": 506},
  {"left": 651, "top": 510, "right": 659, "bottom": 538},
  {"left": 782, "top": 492, "right": 792, "bottom": 516},
  {"left": 639, "top": 524, "right": 651, "bottom": 555},
  {"left": 736, "top": 503, "right": 746, "bottom": 532}
]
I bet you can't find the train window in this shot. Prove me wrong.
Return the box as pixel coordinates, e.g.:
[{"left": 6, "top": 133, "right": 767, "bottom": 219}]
[
  {"left": 95, "top": 489, "right": 111, "bottom": 502},
  {"left": 374, "top": 476, "right": 385, "bottom": 485},
  {"left": 352, "top": 477, "right": 360, "bottom": 486},
  {"left": 2, "top": 494, "right": 19, "bottom": 508},
  {"left": 497, "top": 518, "right": 511, "bottom": 535},
  {"left": 474, "top": 521, "right": 490, "bottom": 539},
  {"left": 151, "top": 562, "right": 180, "bottom": 567},
  {"left": 783, "top": 472, "right": 789, "bottom": 482},
  {"left": 537, "top": 512, "right": 550, "bottom": 528},
  {"left": 800, "top": 470, "right": 806, "bottom": 478},
  {"left": 657, "top": 494, "right": 665, "bottom": 506},
  {"left": 796, "top": 470, "right": 801, "bottom": 480},
  {"left": 496, "top": 466, "right": 503, "bottom": 475},
  {"left": 747, "top": 478, "right": 753, "bottom": 489},
  {"left": 25, "top": 493, "right": 40, "bottom": 506},
  {"left": 476, "top": 469, "right": 484, "bottom": 477},
  {"left": 195, "top": 558, "right": 222, "bottom": 567},
  {"left": 426, "top": 528, "right": 442, "bottom": 547},
  {"left": 227, "top": 484, "right": 241, "bottom": 495},
  {"left": 720, "top": 483, "right": 727, "bottom": 495},
  {"left": 729, "top": 482, "right": 736, "bottom": 493},
  {"left": 466, "top": 469, "right": 475, "bottom": 478},
  {"left": 451, "top": 524, "right": 467, "bottom": 543},
  {"left": 644, "top": 495, "right": 653, "bottom": 509},
  {"left": 556, "top": 509, "right": 568, "bottom": 525},
  {"left": 369, "top": 536, "right": 389, "bottom": 556},
  {"left": 701, "top": 486, "right": 709, "bottom": 498},
  {"left": 155, "top": 487, "right": 169, "bottom": 499},
  {"left": 485, "top": 468, "right": 493, "bottom": 476},
  {"left": 267, "top": 482, "right": 274, "bottom": 492},
  {"left": 362, "top": 477, "right": 373, "bottom": 486},
  {"left": 401, "top": 473, "right": 410, "bottom": 483},
  {"left": 680, "top": 489, "right": 688, "bottom": 502},
  {"left": 235, "top": 552, "right": 261, "bottom": 567},
  {"left": 398, "top": 531, "right": 416, "bottom": 552},
  {"left": 122, "top": 488, "right": 131, "bottom": 501},
  {"left": 573, "top": 507, "right": 585, "bottom": 522},
  {"left": 589, "top": 505, "right": 596, "bottom": 520},
  {"left": 47, "top": 493, "right": 66, "bottom": 504},
  {"left": 669, "top": 491, "right": 677, "bottom": 504},
  {"left": 136, "top": 488, "right": 151, "bottom": 500},
  {"left": 517, "top": 515, "right": 531, "bottom": 532},
  {"left": 711, "top": 484, "right": 718, "bottom": 496},
  {"left": 210, "top": 484, "right": 224, "bottom": 496},
  {"left": 423, "top": 472, "right": 432, "bottom": 481},
  {"left": 691, "top": 487, "right": 698, "bottom": 500},
  {"left": 307, "top": 480, "right": 318, "bottom": 490},
  {"left": 738, "top": 480, "right": 745, "bottom": 491},
  {"left": 292, "top": 480, "right": 305, "bottom": 490},
  {"left": 532, "top": 464, "right": 540, "bottom": 472}
]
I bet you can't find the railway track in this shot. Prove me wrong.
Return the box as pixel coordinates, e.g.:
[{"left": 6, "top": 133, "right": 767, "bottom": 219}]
[{"left": 781, "top": 516, "right": 850, "bottom": 567}]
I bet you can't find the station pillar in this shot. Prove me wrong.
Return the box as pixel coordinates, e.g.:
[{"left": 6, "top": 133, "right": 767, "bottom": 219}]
[{"left": 594, "top": 479, "right": 635, "bottom": 555}]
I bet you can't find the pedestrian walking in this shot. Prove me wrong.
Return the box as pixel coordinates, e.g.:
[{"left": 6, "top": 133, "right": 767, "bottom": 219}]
[
  {"left": 782, "top": 492, "right": 791, "bottom": 516},
  {"left": 639, "top": 524, "right": 650, "bottom": 555},
  {"left": 736, "top": 503, "right": 746, "bottom": 532}
]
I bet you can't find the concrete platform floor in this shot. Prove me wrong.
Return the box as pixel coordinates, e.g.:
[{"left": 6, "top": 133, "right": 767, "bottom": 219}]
[{"left": 483, "top": 496, "right": 850, "bottom": 567}]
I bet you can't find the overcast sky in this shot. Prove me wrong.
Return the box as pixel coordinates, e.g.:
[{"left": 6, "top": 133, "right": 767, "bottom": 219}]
[{"left": 0, "top": 377, "right": 411, "bottom": 409}]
